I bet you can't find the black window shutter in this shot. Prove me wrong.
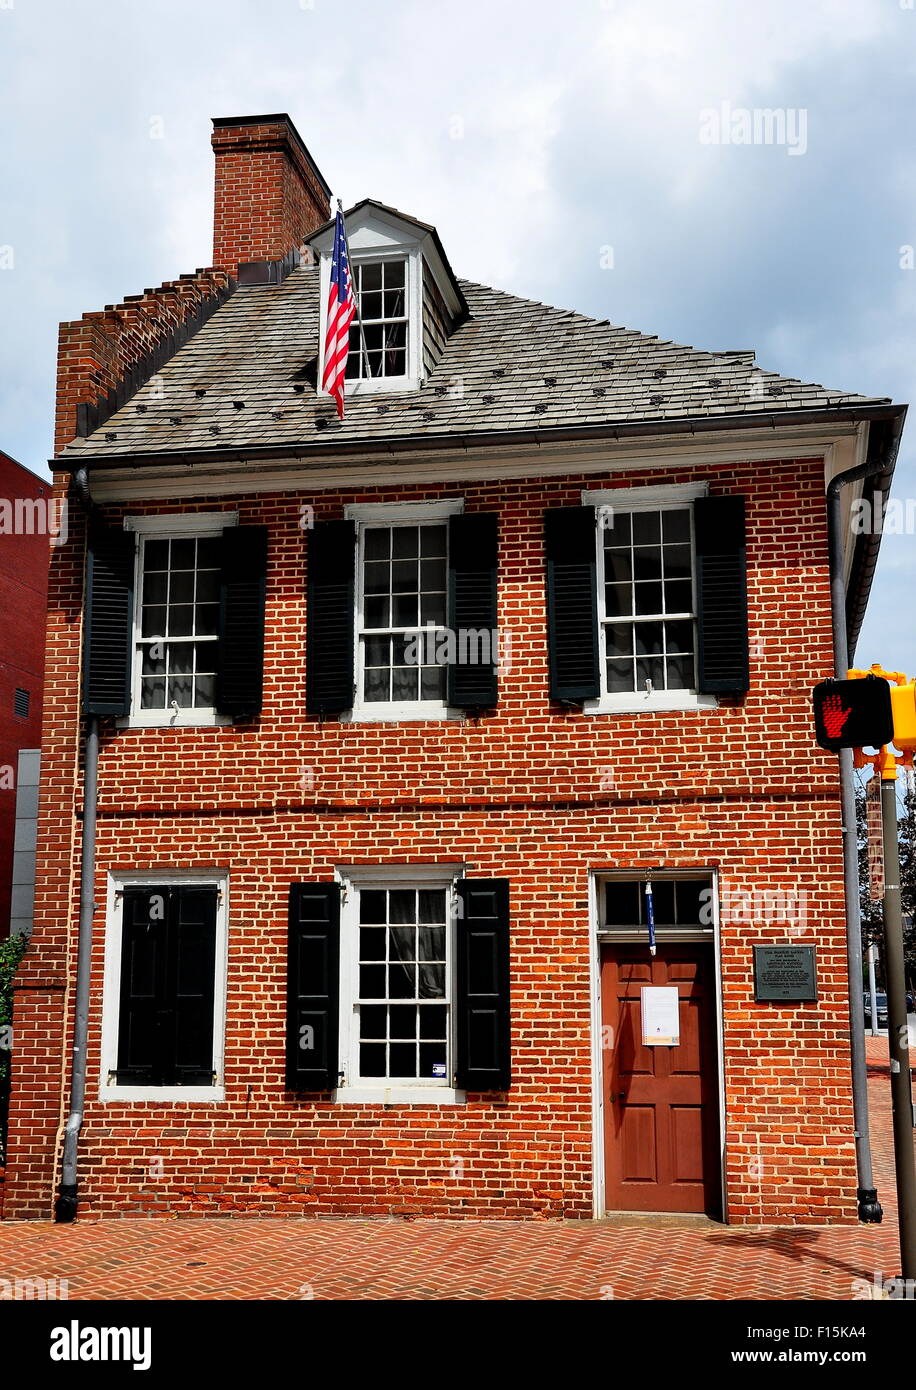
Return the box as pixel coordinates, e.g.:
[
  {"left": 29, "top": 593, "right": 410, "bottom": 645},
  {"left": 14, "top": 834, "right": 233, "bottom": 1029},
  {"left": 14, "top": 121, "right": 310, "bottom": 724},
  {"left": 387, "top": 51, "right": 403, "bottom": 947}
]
[
  {"left": 117, "top": 888, "right": 169, "bottom": 1085},
  {"left": 170, "top": 888, "right": 218, "bottom": 1085},
  {"left": 694, "top": 495, "right": 750, "bottom": 694},
  {"left": 544, "top": 507, "right": 600, "bottom": 702},
  {"left": 455, "top": 878, "right": 511, "bottom": 1091},
  {"left": 216, "top": 525, "right": 268, "bottom": 717},
  {"left": 447, "top": 512, "right": 499, "bottom": 709},
  {"left": 116, "top": 886, "right": 218, "bottom": 1086},
  {"left": 287, "top": 882, "right": 341, "bottom": 1091},
  {"left": 83, "top": 525, "right": 136, "bottom": 716},
  {"left": 306, "top": 520, "right": 356, "bottom": 717}
]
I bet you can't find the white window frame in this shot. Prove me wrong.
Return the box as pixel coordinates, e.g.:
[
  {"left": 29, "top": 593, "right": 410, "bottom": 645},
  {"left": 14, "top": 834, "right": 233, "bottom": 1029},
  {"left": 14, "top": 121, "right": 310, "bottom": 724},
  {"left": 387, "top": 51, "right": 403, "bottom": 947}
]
[
  {"left": 99, "top": 869, "right": 229, "bottom": 1103},
  {"left": 319, "top": 248, "right": 422, "bottom": 396},
  {"left": 120, "top": 512, "right": 237, "bottom": 729},
  {"left": 333, "top": 863, "right": 466, "bottom": 1105},
  {"left": 581, "top": 483, "right": 716, "bottom": 715},
  {"left": 343, "top": 498, "right": 465, "bottom": 723}
]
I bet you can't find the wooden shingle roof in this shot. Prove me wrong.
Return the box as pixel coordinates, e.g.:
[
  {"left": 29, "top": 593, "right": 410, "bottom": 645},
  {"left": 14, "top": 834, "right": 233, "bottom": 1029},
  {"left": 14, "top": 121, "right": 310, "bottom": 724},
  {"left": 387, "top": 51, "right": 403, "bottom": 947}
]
[{"left": 61, "top": 264, "right": 892, "bottom": 462}]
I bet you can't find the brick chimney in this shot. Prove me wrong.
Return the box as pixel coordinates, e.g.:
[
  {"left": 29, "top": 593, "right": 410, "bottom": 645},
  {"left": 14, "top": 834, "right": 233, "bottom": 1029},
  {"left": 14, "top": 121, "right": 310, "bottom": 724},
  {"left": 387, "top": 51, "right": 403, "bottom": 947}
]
[
  {"left": 52, "top": 115, "right": 332, "bottom": 456},
  {"left": 211, "top": 114, "right": 332, "bottom": 275}
]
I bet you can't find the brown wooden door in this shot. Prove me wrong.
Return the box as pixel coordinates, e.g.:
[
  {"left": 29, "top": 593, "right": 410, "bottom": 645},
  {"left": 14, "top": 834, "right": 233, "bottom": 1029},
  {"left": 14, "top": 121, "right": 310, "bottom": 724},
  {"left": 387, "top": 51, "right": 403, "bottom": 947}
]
[{"left": 601, "top": 944, "right": 721, "bottom": 1216}]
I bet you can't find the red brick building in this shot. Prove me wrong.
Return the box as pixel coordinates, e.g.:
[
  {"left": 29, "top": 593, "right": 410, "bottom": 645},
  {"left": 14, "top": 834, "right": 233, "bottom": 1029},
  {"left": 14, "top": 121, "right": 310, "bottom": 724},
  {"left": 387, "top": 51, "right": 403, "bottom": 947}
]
[
  {"left": 0, "top": 451, "right": 49, "bottom": 937},
  {"left": 3, "top": 115, "right": 906, "bottom": 1223}
]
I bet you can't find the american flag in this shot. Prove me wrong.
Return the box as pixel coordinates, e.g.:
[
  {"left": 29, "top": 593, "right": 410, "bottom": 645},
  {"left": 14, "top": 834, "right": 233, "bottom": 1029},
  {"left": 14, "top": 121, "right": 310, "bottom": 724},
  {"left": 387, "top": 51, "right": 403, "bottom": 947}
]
[{"left": 321, "top": 208, "right": 356, "bottom": 419}]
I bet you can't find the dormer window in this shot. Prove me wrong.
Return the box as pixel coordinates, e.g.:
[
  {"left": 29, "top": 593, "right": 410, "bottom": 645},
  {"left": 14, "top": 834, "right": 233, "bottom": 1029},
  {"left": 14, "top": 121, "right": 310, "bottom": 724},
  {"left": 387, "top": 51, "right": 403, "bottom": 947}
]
[
  {"left": 310, "top": 200, "right": 468, "bottom": 401},
  {"left": 347, "top": 259, "right": 408, "bottom": 380}
]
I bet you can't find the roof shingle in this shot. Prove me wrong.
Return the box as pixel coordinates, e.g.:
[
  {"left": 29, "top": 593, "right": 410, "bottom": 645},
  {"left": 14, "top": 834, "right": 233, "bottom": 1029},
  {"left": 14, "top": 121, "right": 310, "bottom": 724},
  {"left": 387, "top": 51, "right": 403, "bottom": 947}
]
[{"left": 61, "top": 266, "right": 891, "bottom": 461}]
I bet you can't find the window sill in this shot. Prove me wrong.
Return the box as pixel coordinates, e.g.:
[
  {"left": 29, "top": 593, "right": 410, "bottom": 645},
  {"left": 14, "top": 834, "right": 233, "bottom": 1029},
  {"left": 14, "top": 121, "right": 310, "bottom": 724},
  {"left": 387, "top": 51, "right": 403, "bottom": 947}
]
[
  {"left": 583, "top": 692, "right": 718, "bottom": 716},
  {"left": 116, "top": 710, "right": 233, "bottom": 730},
  {"left": 331, "top": 1086, "right": 466, "bottom": 1105},
  {"left": 341, "top": 377, "right": 421, "bottom": 396},
  {"left": 99, "top": 1086, "right": 225, "bottom": 1104},
  {"left": 342, "top": 704, "right": 465, "bottom": 724}
]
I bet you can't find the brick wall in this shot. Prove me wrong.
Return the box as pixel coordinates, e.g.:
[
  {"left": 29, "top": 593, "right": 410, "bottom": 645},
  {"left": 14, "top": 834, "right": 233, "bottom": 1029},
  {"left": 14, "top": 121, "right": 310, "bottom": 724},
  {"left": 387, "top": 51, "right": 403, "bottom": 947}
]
[
  {"left": 55, "top": 273, "right": 235, "bottom": 454},
  {"left": 3, "top": 455, "right": 857, "bottom": 1222}
]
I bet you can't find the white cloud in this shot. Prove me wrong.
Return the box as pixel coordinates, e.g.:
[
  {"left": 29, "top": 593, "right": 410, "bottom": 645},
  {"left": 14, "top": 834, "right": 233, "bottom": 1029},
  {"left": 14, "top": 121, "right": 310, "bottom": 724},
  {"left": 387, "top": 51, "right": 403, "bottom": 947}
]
[{"left": 0, "top": 0, "right": 912, "bottom": 668}]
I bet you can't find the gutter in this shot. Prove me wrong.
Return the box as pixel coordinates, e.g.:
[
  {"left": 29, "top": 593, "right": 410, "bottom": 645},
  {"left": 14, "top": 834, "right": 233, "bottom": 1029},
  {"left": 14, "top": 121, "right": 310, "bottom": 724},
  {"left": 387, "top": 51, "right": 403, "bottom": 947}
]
[
  {"left": 54, "top": 467, "right": 100, "bottom": 1222},
  {"left": 826, "top": 409, "right": 905, "bottom": 1223}
]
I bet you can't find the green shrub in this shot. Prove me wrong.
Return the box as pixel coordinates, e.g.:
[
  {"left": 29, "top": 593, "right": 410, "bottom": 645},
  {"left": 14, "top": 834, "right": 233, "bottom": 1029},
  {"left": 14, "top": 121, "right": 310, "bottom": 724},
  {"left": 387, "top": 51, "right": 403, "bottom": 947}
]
[{"left": 0, "top": 934, "right": 27, "bottom": 1165}]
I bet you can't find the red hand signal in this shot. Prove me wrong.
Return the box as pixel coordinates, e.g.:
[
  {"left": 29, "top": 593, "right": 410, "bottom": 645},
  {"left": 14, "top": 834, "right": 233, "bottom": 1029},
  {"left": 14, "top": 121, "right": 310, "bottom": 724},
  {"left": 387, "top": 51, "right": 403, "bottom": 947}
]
[{"left": 822, "top": 693, "right": 851, "bottom": 740}]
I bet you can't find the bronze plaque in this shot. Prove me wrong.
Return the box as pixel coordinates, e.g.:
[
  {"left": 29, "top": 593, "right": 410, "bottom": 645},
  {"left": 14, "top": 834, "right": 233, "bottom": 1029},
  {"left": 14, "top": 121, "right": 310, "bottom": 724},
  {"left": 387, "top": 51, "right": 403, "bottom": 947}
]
[{"left": 753, "top": 945, "right": 817, "bottom": 1002}]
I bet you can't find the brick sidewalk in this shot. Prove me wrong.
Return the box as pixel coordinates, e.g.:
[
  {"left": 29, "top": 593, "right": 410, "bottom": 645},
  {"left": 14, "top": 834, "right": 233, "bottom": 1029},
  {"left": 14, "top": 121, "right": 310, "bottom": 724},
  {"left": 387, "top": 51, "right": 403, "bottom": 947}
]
[{"left": 0, "top": 1037, "right": 908, "bottom": 1300}]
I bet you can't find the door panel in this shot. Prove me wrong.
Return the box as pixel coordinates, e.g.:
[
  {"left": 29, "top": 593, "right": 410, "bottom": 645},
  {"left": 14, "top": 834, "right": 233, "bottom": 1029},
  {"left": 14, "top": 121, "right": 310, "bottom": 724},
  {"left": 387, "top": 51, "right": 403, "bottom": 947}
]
[{"left": 602, "top": 943, "right": 721, "bottom": 1216}]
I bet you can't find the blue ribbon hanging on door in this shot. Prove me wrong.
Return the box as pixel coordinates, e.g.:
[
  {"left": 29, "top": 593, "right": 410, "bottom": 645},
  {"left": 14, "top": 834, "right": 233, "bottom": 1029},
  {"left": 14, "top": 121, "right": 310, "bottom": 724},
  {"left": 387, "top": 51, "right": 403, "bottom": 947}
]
[{"left": 645, "top": 879, "right": 656, "bottom": 956}]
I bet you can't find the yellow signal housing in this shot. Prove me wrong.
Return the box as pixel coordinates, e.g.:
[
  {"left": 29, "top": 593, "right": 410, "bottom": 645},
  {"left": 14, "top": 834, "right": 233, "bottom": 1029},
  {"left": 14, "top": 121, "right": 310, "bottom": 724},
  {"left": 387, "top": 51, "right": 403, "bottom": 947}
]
[{"left": 890, "top": 680, "right": 916, "bottom": 750}]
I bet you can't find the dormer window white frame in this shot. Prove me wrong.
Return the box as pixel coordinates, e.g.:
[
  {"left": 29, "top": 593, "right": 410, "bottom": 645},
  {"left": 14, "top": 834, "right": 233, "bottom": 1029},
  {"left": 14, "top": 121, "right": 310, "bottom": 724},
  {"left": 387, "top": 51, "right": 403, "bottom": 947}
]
[
  {"left": 319, "top": 245, "right": 422, "bottom": 394},
  {"left": 311, "top": 202, "right": 466, "bottom": 401},
  {"left": 346, "top": 256, "right": 411, "bottom": 382}
]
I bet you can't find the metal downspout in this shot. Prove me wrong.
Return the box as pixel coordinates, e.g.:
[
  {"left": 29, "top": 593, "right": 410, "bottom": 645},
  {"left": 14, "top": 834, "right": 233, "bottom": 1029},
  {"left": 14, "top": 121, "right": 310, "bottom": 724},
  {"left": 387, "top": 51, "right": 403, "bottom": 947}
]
[
  {"left": 55, "top": 465, "right": 98, "bottom": 1222},
  {"left": 826, "top": 450, "right": 887, "bottom": 1223}
]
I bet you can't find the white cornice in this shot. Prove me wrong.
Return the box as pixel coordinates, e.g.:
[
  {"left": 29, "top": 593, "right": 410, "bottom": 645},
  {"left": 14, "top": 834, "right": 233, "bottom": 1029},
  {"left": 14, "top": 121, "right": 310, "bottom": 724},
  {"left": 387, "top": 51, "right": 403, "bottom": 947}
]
[{"left": 86, "top": 422, "right": 861, "bottom": 504}]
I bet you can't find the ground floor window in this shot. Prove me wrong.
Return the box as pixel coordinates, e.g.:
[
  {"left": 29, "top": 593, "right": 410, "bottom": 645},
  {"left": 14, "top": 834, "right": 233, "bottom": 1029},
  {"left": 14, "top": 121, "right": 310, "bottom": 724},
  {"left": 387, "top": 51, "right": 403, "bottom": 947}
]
[
  {"left": 351, "top": 883, "right": 452, "bottom": 1085},
  {"left": 102, "top": 876, "right": 227, "bottom": 1099}
]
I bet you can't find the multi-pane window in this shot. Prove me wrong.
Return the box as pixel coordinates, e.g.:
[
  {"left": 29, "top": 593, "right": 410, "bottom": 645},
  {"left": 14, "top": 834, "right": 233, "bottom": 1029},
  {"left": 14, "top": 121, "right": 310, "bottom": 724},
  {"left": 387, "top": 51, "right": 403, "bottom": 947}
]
[
  {"left": 359, "top": 522, "right": 448, "bottom": 705},
  {"left": 346, "top": 259, "right": 408, "bottom": 379},
  {"left": 137, "top": 535, "right": 220, "bottom": 710},
  {"left": 601, "top": 507, "right": 696, "bottom": 694},
  {"left": 356, "top": 887, "right": 450, "bottom": 1082}
]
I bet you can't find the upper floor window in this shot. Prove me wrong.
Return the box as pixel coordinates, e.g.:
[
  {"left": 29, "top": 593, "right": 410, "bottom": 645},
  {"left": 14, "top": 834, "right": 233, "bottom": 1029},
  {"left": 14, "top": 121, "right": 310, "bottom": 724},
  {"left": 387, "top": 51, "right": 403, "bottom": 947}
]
[
  {"left": 358, "top": 520, "right": 448, "bottom": 710},
  {"left": 346, "top": 259, "right": 408, "bottom": 380},
  {"left": 136, "top": 533, "right": 221, "bottom": 713},
  {"left": 545, "top": 482, "right": 747, "bottom": 715},
  {"left": 598, "top": 505, "right": 696, "bottom": 697},
  {"left": 82, "top": 511, "right": 266, "bottom": 728}
]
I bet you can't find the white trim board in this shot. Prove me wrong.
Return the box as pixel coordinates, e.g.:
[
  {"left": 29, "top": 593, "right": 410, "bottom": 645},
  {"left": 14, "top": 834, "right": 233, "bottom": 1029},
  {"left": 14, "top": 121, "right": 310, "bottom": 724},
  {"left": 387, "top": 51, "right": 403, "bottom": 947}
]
[
  {"left": 582, "top": 481, "right": 708, "bottom": 508},
  {"left": 344, "top": 498, "right": 463, "bottom": 522},
  {"left": 84, "top": 424, "right": 863, "bottom": 503},
  {"left": 122, "top": 511, "right": 237, "bottom": 534}
]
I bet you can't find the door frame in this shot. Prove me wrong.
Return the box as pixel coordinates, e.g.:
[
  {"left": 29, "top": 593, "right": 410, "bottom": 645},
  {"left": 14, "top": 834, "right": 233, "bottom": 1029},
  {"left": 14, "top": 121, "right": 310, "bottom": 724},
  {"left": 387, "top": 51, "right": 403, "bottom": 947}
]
[{"left": 588, "top": 867, "right": 727, "bottom": 1220}]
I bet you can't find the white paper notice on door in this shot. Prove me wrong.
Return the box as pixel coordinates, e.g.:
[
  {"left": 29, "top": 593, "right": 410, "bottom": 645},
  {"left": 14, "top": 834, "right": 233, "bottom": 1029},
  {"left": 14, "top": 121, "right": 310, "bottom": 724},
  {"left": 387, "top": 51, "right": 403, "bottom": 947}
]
[{"left": 640, "top": 986, "right": 680, "bottom": 1046}]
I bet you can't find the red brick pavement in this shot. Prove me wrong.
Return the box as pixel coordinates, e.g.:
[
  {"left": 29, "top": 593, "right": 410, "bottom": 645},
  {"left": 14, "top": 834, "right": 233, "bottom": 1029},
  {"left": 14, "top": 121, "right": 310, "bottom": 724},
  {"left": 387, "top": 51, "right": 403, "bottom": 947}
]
[{"left": 0, "top": 1037, "right": 908, "bottom": 1300}]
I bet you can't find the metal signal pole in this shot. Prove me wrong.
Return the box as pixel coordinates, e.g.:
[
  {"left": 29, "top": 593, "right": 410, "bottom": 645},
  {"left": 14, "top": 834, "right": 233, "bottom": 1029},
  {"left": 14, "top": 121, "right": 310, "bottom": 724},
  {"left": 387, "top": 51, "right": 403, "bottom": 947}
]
[{"left": 879, "top": 760, "right": 916, "bottom": 1286}]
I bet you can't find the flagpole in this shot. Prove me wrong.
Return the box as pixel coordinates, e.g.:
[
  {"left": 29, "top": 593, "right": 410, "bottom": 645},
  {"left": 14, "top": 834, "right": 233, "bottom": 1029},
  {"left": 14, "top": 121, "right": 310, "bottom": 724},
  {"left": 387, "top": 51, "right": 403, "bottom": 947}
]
[
  {"left": 336, "top": 198, "right": 371, "bottom": 388},
  {"left": 645, "top": 878, "right": 656, "bottom": 956}
]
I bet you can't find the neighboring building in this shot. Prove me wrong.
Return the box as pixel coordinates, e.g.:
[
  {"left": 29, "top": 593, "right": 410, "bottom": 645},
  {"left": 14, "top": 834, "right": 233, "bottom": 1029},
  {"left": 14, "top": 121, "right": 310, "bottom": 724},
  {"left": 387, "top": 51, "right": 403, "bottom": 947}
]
[
  {"left": 0, "top": 452, "right": 49, "bottom": 937},
  {"left": 3, "top": 115, "right": 905, "bottom": 1222}
]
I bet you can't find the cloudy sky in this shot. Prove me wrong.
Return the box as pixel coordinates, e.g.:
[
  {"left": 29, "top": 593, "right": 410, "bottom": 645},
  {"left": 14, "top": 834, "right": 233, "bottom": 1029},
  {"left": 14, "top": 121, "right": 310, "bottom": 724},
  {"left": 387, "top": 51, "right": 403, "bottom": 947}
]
[{"left": 1, "top": 0, "right": 914, "bottom": 672}]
